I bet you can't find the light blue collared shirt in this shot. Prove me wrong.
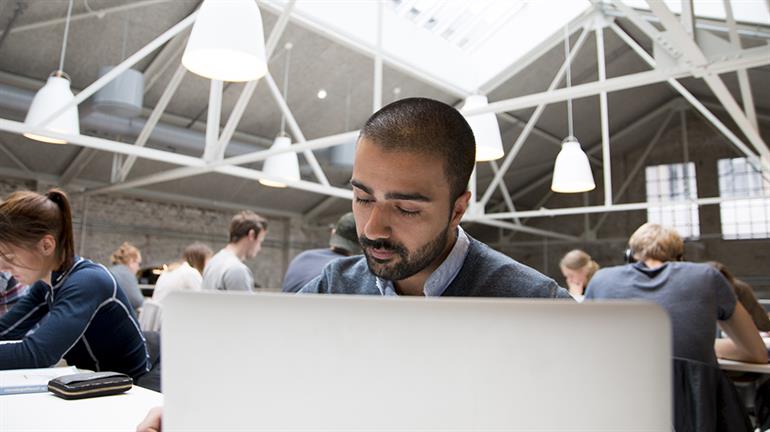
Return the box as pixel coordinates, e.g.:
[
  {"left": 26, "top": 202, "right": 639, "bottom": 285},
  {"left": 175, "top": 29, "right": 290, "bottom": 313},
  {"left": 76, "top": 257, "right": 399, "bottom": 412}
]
[{"left": 375, "top": 226, "right": 470, "bottom": 297}]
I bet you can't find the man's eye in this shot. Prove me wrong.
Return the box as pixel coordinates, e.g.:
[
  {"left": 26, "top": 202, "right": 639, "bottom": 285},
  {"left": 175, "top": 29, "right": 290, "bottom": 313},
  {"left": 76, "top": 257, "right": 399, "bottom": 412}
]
[
  {"left": 397, "top": 207, "right": 420, "bottom": 217},
  {"left": 355, "top": 198, "right": 373, "bottom": 206}
]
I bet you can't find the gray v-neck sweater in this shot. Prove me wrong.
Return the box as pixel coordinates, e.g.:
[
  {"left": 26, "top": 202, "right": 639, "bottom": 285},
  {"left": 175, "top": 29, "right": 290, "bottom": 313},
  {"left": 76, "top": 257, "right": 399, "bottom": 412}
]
[{"left": 300, "top": 234, "right": 570, "bottom": 299}]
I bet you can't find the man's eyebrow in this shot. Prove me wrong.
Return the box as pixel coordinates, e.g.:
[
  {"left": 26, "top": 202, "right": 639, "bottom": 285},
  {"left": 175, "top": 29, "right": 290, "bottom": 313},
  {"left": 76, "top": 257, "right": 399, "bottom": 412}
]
[
  {"left": 350, "top": 180, "right": 372, "bottom": 194},
  {"left": 350, "top": 180, "right": 431, "bottom": 202},
  {"left": 384, "top": 192, "right": 431, "bottom": 202}
]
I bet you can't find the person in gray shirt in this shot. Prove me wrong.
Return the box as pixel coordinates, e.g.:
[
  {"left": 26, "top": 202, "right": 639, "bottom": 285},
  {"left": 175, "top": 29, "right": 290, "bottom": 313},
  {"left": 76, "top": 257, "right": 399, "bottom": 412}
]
[
  {"left": 585, "top": 223, "right": 766, "bottom": 365},
  {"left": 108, "top": 242, "right": 144, "bottom": 310},
  {"left": 282, "top": 212, "right": 361, "bottom": 293},
  {"left": 202, "top": 211, "right": 268, "bottom": 292},
  {"left": 300, "top": 98, "right": 569, "bottom": 299}
]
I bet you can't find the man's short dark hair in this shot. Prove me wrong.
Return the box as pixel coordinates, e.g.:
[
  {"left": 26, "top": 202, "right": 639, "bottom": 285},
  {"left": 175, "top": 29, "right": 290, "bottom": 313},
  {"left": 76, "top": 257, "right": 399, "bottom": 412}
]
[
  {"left": 360, "top": 97, "right": 476, "bottom": 201},
  {"left": 229, "top": 211, "right": 268, "bottom": 243}
]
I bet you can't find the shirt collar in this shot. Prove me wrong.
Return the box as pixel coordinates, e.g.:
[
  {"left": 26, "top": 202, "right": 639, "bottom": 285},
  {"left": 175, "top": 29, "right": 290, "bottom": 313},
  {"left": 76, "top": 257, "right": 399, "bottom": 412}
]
[{"left": 375, "top": 226, "right": 470, "bottom": 297}]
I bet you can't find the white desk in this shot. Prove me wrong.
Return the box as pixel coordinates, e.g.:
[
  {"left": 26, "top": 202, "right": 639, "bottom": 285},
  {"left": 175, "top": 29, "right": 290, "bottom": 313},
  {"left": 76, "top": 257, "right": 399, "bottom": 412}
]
[
  {"left": 0, "top": 386, "right": 163, "bottom": 431},
  {"left": 718, "top": 358, "right": 770, "bottom": 374}
]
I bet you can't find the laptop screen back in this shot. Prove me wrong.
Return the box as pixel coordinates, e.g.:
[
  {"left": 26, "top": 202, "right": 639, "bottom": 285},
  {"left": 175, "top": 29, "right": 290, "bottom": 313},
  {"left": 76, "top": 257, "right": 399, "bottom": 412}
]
[{"left": 162, "top": 292, "right": 671, "bottom": 431}]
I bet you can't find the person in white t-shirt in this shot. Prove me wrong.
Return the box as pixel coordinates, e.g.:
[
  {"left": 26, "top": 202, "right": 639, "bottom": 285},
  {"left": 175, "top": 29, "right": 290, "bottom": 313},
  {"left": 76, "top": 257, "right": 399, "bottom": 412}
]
[
  {"left": 202, "top": 211, "right": 268, "bottom": 292},
  {"left": 152, "top": 243, "right": 213, "bottom": 304}
]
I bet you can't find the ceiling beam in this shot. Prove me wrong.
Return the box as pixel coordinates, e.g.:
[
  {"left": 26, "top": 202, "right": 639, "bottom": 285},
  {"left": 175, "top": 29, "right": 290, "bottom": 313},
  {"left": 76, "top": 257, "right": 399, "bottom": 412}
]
[
  {"left": 0, "top": 0, "right": 176, "bottom": 38},
  {"left": 608, "top": 21, "right": 763, "bottom": 171},
  {"left": 0, "top": 165, "right": 300, "bottom": 219},
  {"left": 643, "top": 0, "right": 769, "bottom": 160},
  {"left": 462, "top": 44, "right": 770, "bottom": 117}
]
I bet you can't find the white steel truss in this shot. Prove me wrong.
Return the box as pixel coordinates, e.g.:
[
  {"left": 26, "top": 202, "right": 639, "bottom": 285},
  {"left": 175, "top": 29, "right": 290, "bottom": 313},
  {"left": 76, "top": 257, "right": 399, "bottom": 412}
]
[{"left": 0, "top": 1, "right": 767, "bottom": 240}]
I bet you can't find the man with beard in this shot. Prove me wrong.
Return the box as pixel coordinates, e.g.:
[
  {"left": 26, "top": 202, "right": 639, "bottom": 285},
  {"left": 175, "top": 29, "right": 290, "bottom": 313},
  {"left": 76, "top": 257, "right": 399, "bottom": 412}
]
[
  {"left": 136, "top": 97, "right": 570, "bottom": 432},
  {"left": 299, "top": 97, "right": 570, "bottom": 298}
]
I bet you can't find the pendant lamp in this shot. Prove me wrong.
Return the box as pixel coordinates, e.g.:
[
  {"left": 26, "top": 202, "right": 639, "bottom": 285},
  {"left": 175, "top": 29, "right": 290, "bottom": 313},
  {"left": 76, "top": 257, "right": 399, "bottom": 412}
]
[
  {"left": 182, "top": 0, "right": 267, "bottom": 82},
  {"left": 259, "top": 135, "right": 300, "bottom": 188},
  {"left": 551, "top": 25, "right": 594, "bottom": 193},
  {"left": 463, "top": 94, "right": 504, "bottom": 162},
  {"left": 259, "top": 44, "right": 300, "bottom": 188},
  {"left": 24, "top": 0, "right": 79, "bottom": 144},
  {"left": 551, "top": 136, "right": 596, "bottom": 193}
]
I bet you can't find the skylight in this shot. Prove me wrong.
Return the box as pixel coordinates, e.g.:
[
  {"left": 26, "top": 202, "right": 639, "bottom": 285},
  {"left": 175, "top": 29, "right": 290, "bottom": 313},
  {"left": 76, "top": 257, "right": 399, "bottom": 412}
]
[
  {"left": 262, "top": 0, "right": 592, "bottom": 93},
  {"left": 392, "top": 0, "right": 527, "bottom": 51}
]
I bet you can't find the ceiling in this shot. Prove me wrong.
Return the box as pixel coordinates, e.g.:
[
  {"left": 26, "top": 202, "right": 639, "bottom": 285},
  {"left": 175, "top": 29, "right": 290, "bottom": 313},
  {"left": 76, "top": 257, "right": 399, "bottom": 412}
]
[{"left": 0, "top": 0, "right": 767, "bottom": 235}]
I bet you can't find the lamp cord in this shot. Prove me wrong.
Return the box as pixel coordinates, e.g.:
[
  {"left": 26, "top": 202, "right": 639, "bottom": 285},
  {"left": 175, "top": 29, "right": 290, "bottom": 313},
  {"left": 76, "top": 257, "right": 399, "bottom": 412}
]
[
  {"left": 280, "top": 45, "right": 292, "bottom": 136},
  {"left": 58, "top": 0, "right": 74, "bottom": 73},
  {"left": 564, "top": 24, "right": 573, "bottom": 138}
]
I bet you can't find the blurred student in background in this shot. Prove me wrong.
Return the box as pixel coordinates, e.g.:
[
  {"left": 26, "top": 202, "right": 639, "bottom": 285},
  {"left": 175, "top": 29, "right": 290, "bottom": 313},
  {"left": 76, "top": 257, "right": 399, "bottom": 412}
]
[
  {"left": 586, "top": 223, "right": 766, "bottom": 365},
  {"left": 109, "top": 242, "right": 144, "bottom": 310},
  {"left": 152, "top": 242, "right": 213, "bottom": 304},
  {"left": 559, "top": 249, "right": 599, "bottom": 302},
  {"left": 282, "top": 212, "right": 361, "bottom": 293},
  {"left": 710, "top": 261, "right": 770, "bottom": 333}
]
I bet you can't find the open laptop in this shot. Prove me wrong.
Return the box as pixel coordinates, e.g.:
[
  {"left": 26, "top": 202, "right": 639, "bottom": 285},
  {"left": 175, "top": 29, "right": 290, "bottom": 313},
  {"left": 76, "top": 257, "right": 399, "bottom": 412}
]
[{"left": 162, "top": 292, "right": 671, "bottom": 431}]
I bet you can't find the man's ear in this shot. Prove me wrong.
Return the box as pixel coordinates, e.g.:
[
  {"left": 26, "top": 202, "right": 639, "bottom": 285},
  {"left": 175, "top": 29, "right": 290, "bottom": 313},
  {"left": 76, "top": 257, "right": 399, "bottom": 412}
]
[
  {"left": 450, "top": 191, "right": 472, "bottom": 228},
  {"left": 38, "top": 235, "right": 57, "bottom": 257}
]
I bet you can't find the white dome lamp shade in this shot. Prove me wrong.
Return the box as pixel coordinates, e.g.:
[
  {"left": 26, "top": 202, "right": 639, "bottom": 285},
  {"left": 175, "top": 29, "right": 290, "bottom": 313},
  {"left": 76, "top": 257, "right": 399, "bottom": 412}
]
[
  {"left": 24, "top": 73, "right": 80, "bottom": 145},
  {"left": 182, "top": 0, "right": 267, "bottom": 82},
  {"left": 259, "top": 135, "right": 300, "bottom": 188},
  {"left": 551, "top": 24, "right": 594, "bottom": 193},
  {"left": 551, "top": 136, "right": 595, "bottom": 193},
  {"left": 463, "top": 94, "right": 504, "bottom": 162},
  {"left": 24, "top": 0, "right": 79, "bottom": 144}
]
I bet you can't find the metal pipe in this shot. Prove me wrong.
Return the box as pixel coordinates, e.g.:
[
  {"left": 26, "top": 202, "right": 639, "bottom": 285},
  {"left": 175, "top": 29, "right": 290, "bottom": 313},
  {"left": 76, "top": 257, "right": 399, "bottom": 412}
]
[
  {"left": 595, "top": 25, "right": 612, "bottom": 206},
  {"left": 36, "top": 10, "right": 199, "bottom": 128}
]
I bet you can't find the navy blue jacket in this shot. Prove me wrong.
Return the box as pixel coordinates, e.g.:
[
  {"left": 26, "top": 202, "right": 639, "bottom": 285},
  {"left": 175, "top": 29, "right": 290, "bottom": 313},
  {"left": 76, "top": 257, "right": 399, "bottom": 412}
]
[{"left": 0, "top": 258, "right": 150, "bottom": 378}]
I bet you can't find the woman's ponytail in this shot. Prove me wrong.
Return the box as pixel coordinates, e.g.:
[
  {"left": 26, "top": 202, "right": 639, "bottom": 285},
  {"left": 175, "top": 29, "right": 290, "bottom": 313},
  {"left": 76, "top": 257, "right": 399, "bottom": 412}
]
[{"left": 45, "top": 189, "right": 75, "bottom": 270}]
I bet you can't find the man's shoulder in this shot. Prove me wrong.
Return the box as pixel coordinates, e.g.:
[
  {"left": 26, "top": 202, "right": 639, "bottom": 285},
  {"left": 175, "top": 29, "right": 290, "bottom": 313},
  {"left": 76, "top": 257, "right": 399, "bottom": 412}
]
[
  {"left": 300, "top": 255, "right": 377, "bottom": 294},
  {"left": 451, "top": 238, "right": 567, "bottom": 298}
]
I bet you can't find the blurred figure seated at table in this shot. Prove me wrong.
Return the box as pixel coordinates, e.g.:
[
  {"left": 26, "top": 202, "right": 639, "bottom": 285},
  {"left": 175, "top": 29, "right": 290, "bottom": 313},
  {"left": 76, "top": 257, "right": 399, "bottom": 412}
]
[
  {"left": 559, "top": 249, "right": 599, "bottom": 302},
  {"left": 709, "top": 261, "right": 770, "bottom": 333},
  {"left": 0, "top": 272, "right": 28, "bottom": 317},
  {"left": 586, "top": 223, "right": 765, "bottom": 431},
  {"left": 152, "top": 243, "right": 213, "bottom": 304},
  {"left": 109, "top": 242, "right": 144, "bottom": 311},
  {"left": 586, "top": 222, "right": 766, "bottom": 365}
]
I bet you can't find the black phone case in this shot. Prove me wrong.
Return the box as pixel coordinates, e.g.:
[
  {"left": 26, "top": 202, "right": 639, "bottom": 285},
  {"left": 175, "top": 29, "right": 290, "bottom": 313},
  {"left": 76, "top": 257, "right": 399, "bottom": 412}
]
[{"left": 48, "top": 371, "right": 133, "bottom": 400}]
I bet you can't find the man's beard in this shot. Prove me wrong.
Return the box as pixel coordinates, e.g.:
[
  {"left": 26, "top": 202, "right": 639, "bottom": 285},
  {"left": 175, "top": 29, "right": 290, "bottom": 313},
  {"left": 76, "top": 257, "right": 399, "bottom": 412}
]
[{"left": 359, "top": 226, "right": 449, "bottom": 281}]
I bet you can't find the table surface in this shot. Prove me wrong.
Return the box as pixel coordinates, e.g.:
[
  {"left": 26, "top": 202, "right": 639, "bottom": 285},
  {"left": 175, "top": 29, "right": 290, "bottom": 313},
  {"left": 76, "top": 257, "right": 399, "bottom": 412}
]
[
  {"left": 718, "top": 358, "right": 770, "bottom": 374},
  {"left": 0, "top": 385, "right": 163, "bottom": 431}
]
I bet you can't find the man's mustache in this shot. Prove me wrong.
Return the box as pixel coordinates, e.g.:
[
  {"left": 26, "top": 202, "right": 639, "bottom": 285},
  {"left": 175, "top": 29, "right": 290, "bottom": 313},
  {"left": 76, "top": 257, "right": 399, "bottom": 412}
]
[{"left": 358, "top": 236, "right": 406, "bottom": 255}]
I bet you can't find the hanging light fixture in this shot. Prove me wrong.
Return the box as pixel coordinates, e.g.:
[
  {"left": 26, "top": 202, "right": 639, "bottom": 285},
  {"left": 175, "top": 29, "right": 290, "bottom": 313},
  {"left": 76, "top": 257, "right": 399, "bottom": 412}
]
[
  {"left": 259, "top": 43, "right": 300, "bottom": 188},
  {"left": 463, "top": 94, "right": 504, "bottom": 162},
  {"left": 182, "top": 0, "right": 267, "bottom": 82},
  {"left": 24, "top": 0, "right": 79, "bottom": 144},
  {"left": 551, "top": 25, "right": 595, "bottom": 193},
  {"left": 92, "top": 17, "right": 144, "bottom": 118}
]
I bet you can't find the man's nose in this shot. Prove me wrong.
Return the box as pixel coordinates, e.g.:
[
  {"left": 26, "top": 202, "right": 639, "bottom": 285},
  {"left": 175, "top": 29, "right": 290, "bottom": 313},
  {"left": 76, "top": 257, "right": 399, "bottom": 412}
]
[{"left": 364, "top": 205, "right": 391, "bottom": 241}]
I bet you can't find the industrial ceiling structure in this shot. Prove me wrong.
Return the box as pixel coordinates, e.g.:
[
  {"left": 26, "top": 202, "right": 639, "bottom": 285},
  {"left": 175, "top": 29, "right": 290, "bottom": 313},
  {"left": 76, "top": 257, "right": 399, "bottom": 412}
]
[{"left": 0, "top": 0, "right": 767, "bottom": 241}]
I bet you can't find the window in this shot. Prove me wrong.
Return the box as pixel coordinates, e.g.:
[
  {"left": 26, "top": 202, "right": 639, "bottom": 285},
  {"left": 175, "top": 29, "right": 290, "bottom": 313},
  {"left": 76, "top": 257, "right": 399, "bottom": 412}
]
[
  {"left": 718, "top": 157, "right": 770, "bottom": 239},
  {"left": 645, "top": 162, "right": 700, "bottom": 238}
]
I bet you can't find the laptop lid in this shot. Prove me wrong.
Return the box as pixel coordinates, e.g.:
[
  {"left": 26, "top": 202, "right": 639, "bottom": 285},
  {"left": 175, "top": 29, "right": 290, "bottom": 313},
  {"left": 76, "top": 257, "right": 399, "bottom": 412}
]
[{"left": 162, "top": 292, "right": 671, "bottom": 431}]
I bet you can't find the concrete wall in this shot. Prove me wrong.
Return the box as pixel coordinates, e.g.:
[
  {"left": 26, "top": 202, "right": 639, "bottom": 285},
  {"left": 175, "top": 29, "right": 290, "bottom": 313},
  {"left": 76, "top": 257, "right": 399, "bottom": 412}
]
[
  {"left": 0, "top": 178, "right": 329, "bottom": 290},
  {"left": 486, "top": 109, "right": 770, "bottom": 295}
]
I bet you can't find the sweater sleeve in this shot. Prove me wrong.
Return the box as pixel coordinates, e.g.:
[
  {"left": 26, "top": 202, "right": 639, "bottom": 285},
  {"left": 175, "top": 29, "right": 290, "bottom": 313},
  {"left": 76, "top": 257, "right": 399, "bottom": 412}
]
[
  {"left": 0, "top": 282, "right": 48, "bottom": 340},
  {"left": 0, "top": 268, "right": 114, "bottom": 369}
]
